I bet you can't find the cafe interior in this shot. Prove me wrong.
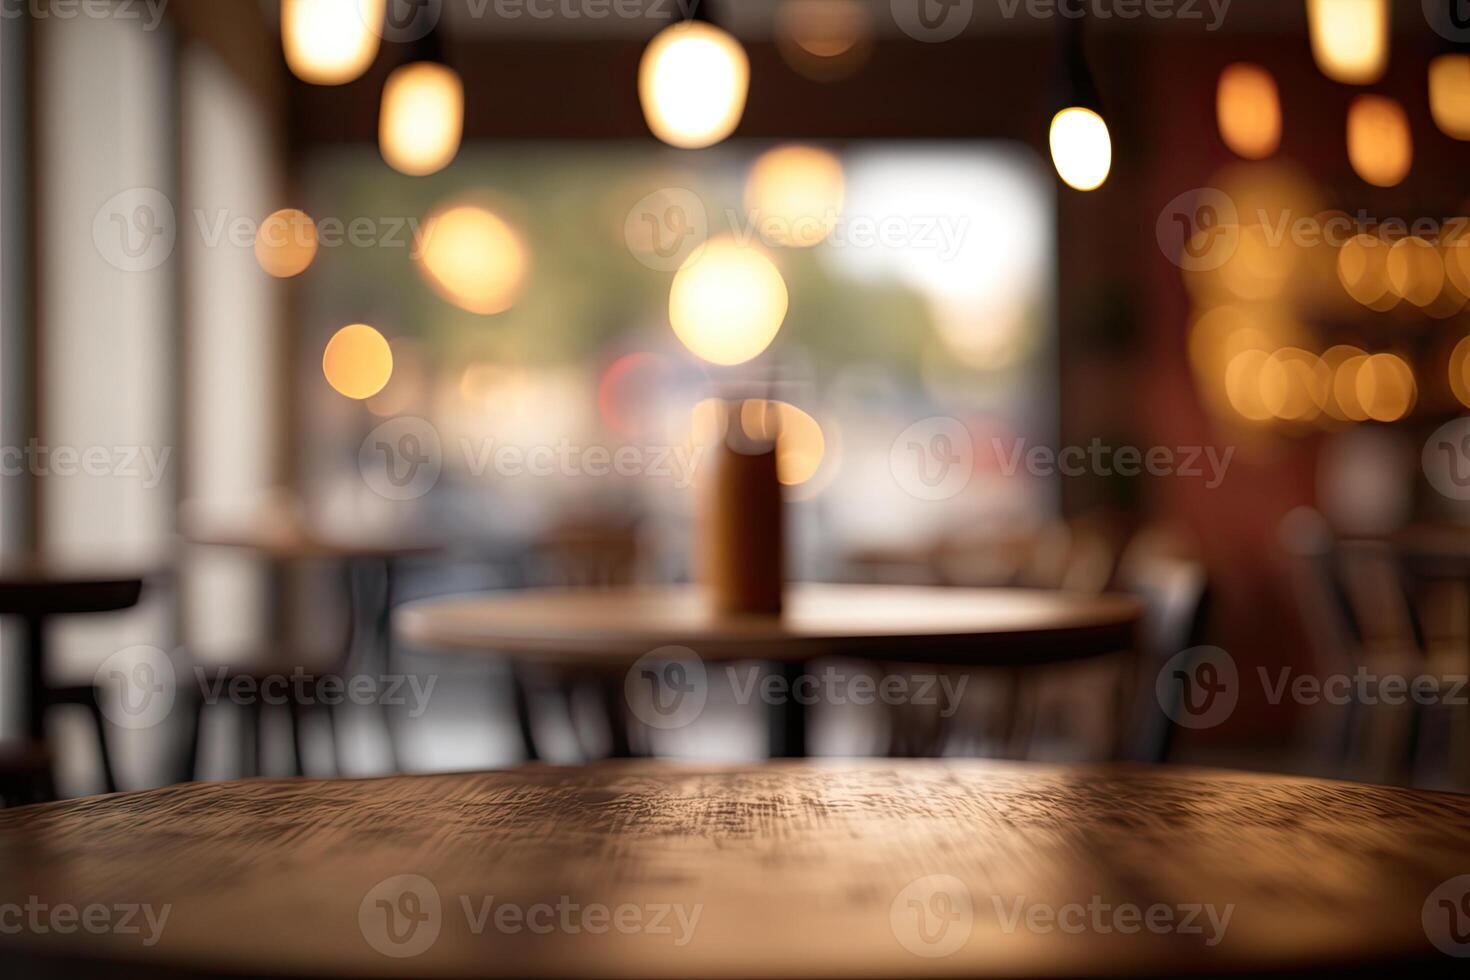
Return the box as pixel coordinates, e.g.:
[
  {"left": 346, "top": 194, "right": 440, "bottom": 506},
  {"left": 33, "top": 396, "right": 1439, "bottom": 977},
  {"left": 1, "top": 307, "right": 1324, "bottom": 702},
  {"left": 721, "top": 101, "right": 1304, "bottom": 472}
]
[{"left": 3, "top": 0, "right": 1470, "bottom": 976}]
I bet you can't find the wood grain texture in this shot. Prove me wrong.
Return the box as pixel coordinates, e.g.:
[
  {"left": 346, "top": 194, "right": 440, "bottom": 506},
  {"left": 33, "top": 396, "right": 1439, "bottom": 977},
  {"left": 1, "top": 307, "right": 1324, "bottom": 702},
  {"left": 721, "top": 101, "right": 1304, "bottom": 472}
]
[
  {"left": 395, "top": 585, "right": 1142, "bottom": 667},
  {"left": 0, "top": 761, "right": 1466, "bottom": 978}
]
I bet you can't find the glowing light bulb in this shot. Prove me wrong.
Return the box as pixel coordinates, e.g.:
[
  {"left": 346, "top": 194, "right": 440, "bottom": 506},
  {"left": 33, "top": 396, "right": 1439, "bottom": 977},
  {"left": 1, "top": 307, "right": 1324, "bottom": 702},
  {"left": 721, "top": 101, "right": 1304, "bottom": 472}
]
[
  {"left": 1307, "top": 0, "right": 1388, "bottom": 85},
  {"left": 1216, "top": 63, "right": 1281, "bottom": 160},
  {"left": 255, "top": 209, "right": 319, "bottom": 278},
  {"left": 1347, "top": 95, "right": 1411, "bottom": 188},
  {"left": 1049, "top": 107, "right": 1111, "bottom": 191},
  {"left": 639, "top": 21, "right": 749, "bottom": 149},
  {"left": 1430, "top": 55, "right": 1470, "bottom": 141},
  {"left": 323, "top": 324, "right": 394, "bottom": 400},
  {"left": 282, "top": 0, "right": 383, "bottom": 86},
  {"left": 415, "top": 203, "right": 528, "bottom": 315},
  {"left": 668, "top": 237, "right": 788, "bottom": 366},
  {"left": 380, "top": 61, "right": 464, "bottom": 177},
  {"left": 744, "top": 145, "right": 845, "bottom": 248}
]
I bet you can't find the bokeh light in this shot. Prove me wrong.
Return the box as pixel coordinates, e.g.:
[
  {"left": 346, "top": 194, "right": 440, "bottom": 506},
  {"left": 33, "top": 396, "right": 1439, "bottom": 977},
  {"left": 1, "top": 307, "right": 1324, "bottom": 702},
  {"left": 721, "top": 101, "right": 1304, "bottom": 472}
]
[
  {"left": 1450, "top": 336, "right": 1470, "bottom": 409},
  {"left": 1430, "top": 54, "right": 1470, "bottom": 141},
  {"left": 1260, "top": 348, "right": 1328, "bottom": 422},
  {"left": 1336, "top": 233, "right": 1393, "bottom": 309},
  {"left": 739, "top": 400, "right": 827, "bottom": 487},
  {"left": 775, "top": 0, "right": 873, "bottom": 82},
  {"left": 668, "top": 237, "right": 789, "bottom": 366},
  {"left": 1306, "top": 0, "right": 1388, "bottom": 85},
  {"left": 1347, "top": 95, "right": 1411, "bottom": 188},
  {"left": 1385, "top": 237, "right": 1444, "bottom": 308},
  {"left": 1216, "top": 63, "right": 1281, "bottom": 160},
  {"left": 1320, "top": 345, "right": 1368, "bottom": 421},
  {"left": 1225, "top": 348, "right": 1274, "bottom": 422},
  {"left": 1354, "top": 352, "right": 1415, "bottom": 422},
  {"left": 744, "top": 145, "right": 845, "bottom": 248},
  {"left": 639, "top": 21, "right": 749, "bottom": 149},
  {"left": 281, "top": 0, "right": 383, "bottom": 86},
  {"left": 1048, "top": 107, "right": 1112, "bottom": 192},
  {"left": 254, "top": 209, "right": 319, "bottom": 279},
  {"left": 598, "top": 352, "right": 676, "bottom": 438},
  {"left": 380, "top": 62, "right": 465, "bottom": 177},
  {"left": 323, "top": 323, "right": 394, "bottom": 400},
  {"left": 417, "top": 204, "right": 528, "bottom": 315}
]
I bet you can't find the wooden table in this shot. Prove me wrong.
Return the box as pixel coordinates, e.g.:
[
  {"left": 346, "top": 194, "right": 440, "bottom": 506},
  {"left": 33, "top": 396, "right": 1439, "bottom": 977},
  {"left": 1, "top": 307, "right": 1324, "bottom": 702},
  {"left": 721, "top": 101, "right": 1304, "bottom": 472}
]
[
  {"left": 398, "top": 585, "right": 1141, "bottom": 757},
  {"left": 0, "top": 760, "right": 1465, "bottom": 977},
  {"left": 187, "top": 525, "right": 444, "bottom": 772},
  {"left": 0, "top": 562, "right": 147, "bottom": 798},
  {"left": 397, "top": 585, "right": 1140, "bottom": 667}
]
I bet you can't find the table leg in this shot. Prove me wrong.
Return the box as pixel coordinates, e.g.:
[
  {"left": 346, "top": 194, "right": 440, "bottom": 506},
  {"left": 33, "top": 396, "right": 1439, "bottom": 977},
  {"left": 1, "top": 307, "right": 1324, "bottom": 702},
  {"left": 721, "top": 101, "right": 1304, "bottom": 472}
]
[
  {"left": 22, "top": 614, "right": 45, "bottom": 742},
  {"left": 770, "top": 661, "right": 808, "bottom": 758},
  {"left": 600, "top": 673, "right": 633, "bottom": 759}
]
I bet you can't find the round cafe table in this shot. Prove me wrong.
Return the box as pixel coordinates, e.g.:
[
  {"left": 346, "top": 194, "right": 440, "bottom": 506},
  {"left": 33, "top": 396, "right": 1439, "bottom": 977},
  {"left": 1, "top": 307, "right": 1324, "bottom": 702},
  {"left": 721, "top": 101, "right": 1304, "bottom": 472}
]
[
  {"left": 0, "top": 560, "right": 147, "bottom": 799},
  {"left": 397, "top": 584, "right": 1142, "bottom": 757},
  {"left": 0, "top": 760, "right": 1464, "bottom": 977}
]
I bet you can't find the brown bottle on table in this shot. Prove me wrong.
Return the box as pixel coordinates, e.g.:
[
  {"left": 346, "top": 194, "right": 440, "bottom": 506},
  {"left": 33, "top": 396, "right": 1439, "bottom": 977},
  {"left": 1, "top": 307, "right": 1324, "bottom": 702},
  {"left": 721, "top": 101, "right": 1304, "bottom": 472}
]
[{"left": 697, "top": 399, "right": 785, "bottom": 616}]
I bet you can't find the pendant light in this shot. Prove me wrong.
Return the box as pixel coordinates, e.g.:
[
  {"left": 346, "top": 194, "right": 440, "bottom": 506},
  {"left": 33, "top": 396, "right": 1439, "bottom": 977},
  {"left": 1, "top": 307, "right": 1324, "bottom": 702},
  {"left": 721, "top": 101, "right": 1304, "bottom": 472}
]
[
  {"left": 1306, "top": 0, "right": 1388, "bottom": 86},
  {"left": 639, "top": 1, "right": 750, "bottom": 149},
  {"left": 379, "top": 25, "right": 464, "bottom": 177},
  {"left": 282, "top": 0, "right": 384, "bottom": 86},
  {"left": 1049, "top": 14, "right": 1111, "bottom": 192}
]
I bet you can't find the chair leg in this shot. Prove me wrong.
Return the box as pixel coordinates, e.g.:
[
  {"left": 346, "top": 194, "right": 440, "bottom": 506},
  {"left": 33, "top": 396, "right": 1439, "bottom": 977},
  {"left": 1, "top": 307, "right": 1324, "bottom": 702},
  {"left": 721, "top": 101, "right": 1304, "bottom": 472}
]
[
  {"left": 185, "top": 697, "right": 204, "bottom": 783},
  {"left": 239, "top": 700, "right": 259, "bottom": 778},
  {"left": 510, "top": 666, "right": 540, "bottom": 763},
  {"left": 288, "top": 699, "right": 308, "bottom": 777},
  {"left": 600, "top": 674, "right": 633, "bottom": 759},
  {"left": 85, "top": 698, "right": 118, "bottom": 795}
]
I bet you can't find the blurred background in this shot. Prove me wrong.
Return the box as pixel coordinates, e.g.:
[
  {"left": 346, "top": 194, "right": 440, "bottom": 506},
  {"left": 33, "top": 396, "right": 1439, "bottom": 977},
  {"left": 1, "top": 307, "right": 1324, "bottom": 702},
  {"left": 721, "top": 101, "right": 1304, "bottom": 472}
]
[{"left": 5, "top": 0, "right": 1470, "bottom": 799}]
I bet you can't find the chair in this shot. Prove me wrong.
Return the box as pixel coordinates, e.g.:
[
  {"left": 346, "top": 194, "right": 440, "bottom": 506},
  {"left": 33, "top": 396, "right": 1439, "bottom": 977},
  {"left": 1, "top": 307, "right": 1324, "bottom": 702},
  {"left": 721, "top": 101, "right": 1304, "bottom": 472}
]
[
  {"left": 512, "top": 519, "right": 642, "bottom": 761},
  {"left": 1012, "top": 523, "right": 1209, "bottom": 763}
]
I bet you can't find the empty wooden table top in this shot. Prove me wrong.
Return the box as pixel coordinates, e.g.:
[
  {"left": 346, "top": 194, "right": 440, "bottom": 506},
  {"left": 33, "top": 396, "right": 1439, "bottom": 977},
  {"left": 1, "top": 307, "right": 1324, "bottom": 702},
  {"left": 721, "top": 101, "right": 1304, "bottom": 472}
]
[
  {"left": 0, "top": 760, "right": 1467, "bottom": 977},
  {"left": 396, "top": 584, "right": 1141, "bottom": 667}
]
